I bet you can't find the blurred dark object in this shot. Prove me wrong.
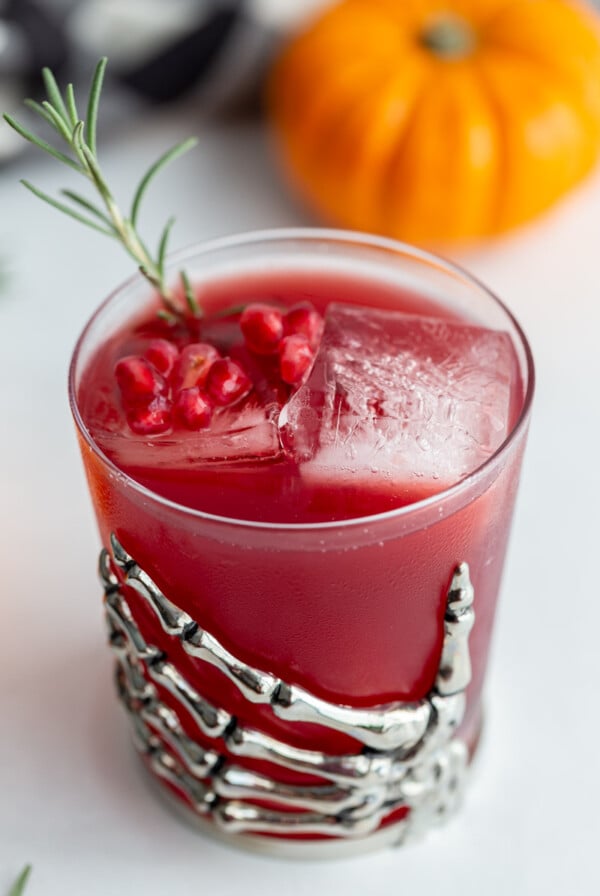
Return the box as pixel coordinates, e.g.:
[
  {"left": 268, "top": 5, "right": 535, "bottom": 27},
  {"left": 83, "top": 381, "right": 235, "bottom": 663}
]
[
  {"left": 119, "top": 7, "right": 241, "bottom": 103},
  {"left": 67, "top": 0, "right": 330, "bottom": 110},
  {"left": 0, "top": 0, "right": 68, "bottom": 161},
  {"left": 1, "top": 0, "right": 68, "bottom": 78},
  {"left": 0, "top": 0, "right": 329, "bottom": 162},
  {"left": 69, "top": 0, "right": 244, "bottom": 107}
]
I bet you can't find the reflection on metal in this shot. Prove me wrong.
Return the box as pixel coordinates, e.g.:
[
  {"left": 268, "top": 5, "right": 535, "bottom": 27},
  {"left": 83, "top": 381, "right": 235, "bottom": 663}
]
[{"left": 100, "top": 534, "right": 474, "bottom": 848}]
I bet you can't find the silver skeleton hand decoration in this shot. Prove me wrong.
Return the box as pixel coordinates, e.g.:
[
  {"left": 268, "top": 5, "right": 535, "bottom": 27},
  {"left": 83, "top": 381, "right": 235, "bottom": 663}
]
[{"left": 100, "top": 533, "right": 475, "bottom": 853}]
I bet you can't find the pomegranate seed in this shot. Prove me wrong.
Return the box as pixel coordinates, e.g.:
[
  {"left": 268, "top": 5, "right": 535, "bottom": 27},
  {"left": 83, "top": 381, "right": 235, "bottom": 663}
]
[
  {"left": 144, "top": 339, "right": 179, "bottom": 378},
  {"left": 126, "top": 396, "right": 172, "bottom": 435},
  {"left": 115, "top": 356, "right": 167, "bottom": 405},
  {"left": 206, "top": 358, "right": 252, "bottom": 406},
  {"left": 174, "top": 387, "right": 213, "bottom": 430},
  {"left": 172, "top": 343, "right": 220, "bottom": 392},
  {"left": 240, "top": 303, "right": 284, "bottom": 355},
  {"left": 279, "top": 335, "right": 314, "bottom": 385},
  {"left": 283, "top": 303, "right": 323, "bottom": 349}
]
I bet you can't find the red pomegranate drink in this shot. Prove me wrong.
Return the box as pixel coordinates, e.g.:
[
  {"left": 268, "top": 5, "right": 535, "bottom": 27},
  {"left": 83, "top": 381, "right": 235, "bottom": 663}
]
[{"left": 70, "top": 230, "right": 534, "bottom": 857}]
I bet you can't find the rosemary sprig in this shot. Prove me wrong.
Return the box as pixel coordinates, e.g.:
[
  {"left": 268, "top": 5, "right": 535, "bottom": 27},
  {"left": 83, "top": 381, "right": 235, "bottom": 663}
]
[
  {"left": 8, "top": 865, "right": 31, "bottom": 896},
  {"left": 3, "top": 57, "right": 200, "bottom": 320}
]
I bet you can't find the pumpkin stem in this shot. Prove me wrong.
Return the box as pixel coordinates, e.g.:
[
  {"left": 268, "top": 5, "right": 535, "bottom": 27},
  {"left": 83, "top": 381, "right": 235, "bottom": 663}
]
[{"left": 421, "top": 16, "right": 476, "bottom": 59}]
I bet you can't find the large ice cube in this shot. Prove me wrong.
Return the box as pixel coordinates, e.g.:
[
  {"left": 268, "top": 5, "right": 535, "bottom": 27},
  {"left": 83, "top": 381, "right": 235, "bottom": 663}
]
[{"left": 279, "top": 304, "right": 519, "bottom": 492}]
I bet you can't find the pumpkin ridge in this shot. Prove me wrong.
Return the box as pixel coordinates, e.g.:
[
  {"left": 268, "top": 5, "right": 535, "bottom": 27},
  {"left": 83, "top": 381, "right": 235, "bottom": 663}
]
[
  {"left": 470, "top": 57, "right": 511, "bottom": 234},
  {"left": 480, "top": 39, "right": 600, "bottom": 118},
  {"left": 384, "top": 62, "right": 504, "bottom": 241},
  {"left": 284, "top": 59, "right": 410, "bottom": 227},
  {"left": 480, "top": 0, "right": 600, "bottom": 147},
  {"left": 376, "top": 67, "right": 442, "bottom": 239},
  {"left": 274, "top": 56, "right": 391, "bottom": 158},
  {"left": 451, "top": 61, "right": 505, "bottom": 237},
  {"left": 345, "top": 58, "right": 431, "bottom": 232},
  {"left": 302, "top": 58, "right": 406, "bottom": 164},
  {"left": 475, "top": 48, "right": 594, "bottom": 228}
]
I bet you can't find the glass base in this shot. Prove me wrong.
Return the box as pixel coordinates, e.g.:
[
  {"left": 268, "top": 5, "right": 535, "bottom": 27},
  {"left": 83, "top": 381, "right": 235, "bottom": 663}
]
[{"left": 140, "top": 757, "right": 470, "bottom": 859}]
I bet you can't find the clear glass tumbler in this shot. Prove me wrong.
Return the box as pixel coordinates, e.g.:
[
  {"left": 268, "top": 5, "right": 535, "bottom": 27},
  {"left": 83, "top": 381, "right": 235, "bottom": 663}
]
[{"left": 69, "top": 229, "right": 534, "bottom": 858}]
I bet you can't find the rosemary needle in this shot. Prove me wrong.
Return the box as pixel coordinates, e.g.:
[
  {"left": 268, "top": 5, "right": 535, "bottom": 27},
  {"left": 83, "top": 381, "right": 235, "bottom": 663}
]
[{"left": 8, "top": 865, "right": 32, "bottom": 896}]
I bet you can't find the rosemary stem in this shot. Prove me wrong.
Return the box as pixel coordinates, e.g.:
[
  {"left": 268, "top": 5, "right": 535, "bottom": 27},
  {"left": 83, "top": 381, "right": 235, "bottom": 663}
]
[{"left": 5, "top": 56, "right": 199, "bottom": 322}]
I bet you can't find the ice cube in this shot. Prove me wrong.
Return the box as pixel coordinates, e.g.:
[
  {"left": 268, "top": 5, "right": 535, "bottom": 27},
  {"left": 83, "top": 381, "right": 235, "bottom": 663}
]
[
  {"left": 96, "top": 391, "right": 282, "bottom": 472},
  {"left": 279, "top": 304, "right": 519, "bottom": 492},
  {"left": 89, "top": 339, "right": 288, "bottom": 472}
]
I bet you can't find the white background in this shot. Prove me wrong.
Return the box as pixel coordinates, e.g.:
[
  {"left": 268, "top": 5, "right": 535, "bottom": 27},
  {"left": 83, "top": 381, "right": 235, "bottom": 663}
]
[{"left": 1, "top": 108, "right": 598, "bottom": 894}]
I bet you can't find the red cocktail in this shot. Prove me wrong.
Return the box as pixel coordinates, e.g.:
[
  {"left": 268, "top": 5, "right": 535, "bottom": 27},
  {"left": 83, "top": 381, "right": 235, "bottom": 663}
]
[{"left": 69, "top": 230, "right": 533, "bottom": 857}]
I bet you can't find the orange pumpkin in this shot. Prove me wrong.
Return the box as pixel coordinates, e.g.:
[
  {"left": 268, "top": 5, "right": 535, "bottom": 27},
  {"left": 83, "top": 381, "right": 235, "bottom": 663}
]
[{"left": 268, "top": 0, "right": 600, "bottom": 243}]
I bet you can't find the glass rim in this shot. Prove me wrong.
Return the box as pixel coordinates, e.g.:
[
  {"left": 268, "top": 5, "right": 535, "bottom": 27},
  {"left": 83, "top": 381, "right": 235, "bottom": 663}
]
[{"left": 68, "top": 226, "right": 535, "bottom": 533}]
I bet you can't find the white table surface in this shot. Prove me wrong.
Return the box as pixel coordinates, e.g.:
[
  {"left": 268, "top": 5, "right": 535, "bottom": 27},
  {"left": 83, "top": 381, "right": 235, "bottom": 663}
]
[{"left": 1, "top": 108, "right": 598, "bottom": 895}]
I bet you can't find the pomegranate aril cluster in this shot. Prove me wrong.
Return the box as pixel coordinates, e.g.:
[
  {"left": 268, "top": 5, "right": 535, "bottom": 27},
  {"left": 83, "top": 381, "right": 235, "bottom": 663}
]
[
  {"left": 115, "top": 339, "right": 251, "bottom": 435},
  {"left": 241, "top": 302, "right": 322, "bottom": 385},
  {"left": 114, "top": 301, "right": 323, "bottom": 436}
]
